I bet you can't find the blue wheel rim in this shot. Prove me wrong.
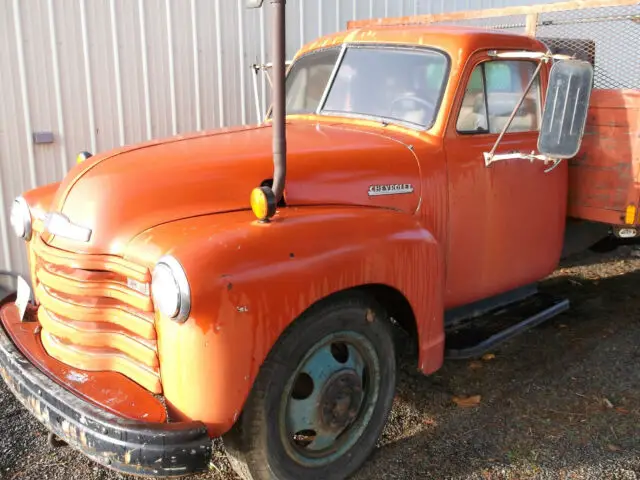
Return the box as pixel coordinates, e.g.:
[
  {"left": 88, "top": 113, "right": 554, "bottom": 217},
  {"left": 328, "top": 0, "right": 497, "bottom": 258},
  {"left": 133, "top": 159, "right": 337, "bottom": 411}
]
[{"left": 279, "top": 330, "right": 381, "bottom": 467}]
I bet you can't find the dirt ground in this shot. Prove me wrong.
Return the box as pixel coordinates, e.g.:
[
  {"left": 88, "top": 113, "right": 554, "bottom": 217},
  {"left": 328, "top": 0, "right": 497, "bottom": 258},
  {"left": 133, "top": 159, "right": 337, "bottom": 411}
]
[{"left": 1, "top": 246, "right": 639, "bottom": 480}]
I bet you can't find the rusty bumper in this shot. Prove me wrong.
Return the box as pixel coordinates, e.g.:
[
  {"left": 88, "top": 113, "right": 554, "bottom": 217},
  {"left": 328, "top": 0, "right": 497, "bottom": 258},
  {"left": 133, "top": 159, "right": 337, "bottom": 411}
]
[{"left": 0, "top": 319, "right": 212, "bottom": 477}]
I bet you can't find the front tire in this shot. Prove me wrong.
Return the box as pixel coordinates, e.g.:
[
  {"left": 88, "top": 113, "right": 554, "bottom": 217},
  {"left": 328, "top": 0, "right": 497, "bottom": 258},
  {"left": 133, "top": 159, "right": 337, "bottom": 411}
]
[{"left": 223, "top": 293, "right": 397, "bottom": 480}]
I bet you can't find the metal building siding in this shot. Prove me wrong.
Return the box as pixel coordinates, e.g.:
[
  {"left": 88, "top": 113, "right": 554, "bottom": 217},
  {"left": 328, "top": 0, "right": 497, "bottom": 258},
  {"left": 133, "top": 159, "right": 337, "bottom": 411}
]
[{"left": 0, "top": 0, "right": 555, "bottom": 276}]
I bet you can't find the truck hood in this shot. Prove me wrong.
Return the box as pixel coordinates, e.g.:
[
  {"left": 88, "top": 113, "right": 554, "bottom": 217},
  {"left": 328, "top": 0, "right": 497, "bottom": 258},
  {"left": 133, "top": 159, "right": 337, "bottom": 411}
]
[{"left": 44, "top": 122, "right": 421, "bottom": 255}]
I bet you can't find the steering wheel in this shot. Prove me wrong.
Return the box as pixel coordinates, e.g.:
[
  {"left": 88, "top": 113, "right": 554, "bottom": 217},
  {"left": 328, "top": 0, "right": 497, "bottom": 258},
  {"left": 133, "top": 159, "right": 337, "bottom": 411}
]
[{"left": 389, "top": 94, "right": 435, "bottom": 122}]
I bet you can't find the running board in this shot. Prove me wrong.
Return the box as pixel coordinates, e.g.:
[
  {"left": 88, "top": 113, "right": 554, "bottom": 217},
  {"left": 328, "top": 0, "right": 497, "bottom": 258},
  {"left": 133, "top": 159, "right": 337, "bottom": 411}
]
[{"left": 444, "top": 294, "right": 569, "bottom": 360}]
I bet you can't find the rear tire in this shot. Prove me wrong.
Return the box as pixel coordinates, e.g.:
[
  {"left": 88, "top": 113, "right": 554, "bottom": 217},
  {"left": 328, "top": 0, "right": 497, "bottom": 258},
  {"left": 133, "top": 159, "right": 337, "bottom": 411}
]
[{"left": 223, "top": 293, "right": 396, "bottom": 480}]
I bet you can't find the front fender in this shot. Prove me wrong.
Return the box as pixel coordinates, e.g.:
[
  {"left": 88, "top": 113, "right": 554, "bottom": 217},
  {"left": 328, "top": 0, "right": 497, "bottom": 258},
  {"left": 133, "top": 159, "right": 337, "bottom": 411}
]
[
  {"left": 23, "top": 182, "right": 61, "bottom": 220},
  {"left": 126, "top": 206, "right": 444, "bottom": 436}
]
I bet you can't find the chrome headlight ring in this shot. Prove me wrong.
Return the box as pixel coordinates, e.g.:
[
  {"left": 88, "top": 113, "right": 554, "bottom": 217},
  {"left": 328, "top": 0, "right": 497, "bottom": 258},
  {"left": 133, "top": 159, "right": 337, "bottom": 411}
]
[
  {"left": 151, "top": 255, "right": 191, "bottom": 323},
  {"left": 10, "top": 197, "right": 32, "bottom": 241}
]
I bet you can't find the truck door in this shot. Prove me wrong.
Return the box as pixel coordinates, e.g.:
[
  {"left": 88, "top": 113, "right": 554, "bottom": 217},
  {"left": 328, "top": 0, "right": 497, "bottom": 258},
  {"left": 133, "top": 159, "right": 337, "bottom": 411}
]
[{"left": 443, "top": 51, "right": 568, "bottom": 309}]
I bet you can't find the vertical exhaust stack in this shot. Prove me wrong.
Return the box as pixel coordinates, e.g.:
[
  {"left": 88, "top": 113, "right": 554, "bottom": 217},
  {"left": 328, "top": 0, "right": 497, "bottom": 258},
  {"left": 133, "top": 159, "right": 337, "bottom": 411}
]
[
  {"left": 247, "top": 0, "right": 287, "bottom": 222},
  {"left": 270, "top": 0, "right": 287, "bottom": 203}
]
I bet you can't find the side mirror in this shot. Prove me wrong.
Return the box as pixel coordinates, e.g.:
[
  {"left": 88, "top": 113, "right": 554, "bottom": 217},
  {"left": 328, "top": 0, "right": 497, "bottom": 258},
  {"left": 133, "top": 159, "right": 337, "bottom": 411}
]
[
  {"left": 538, "top": 59, "right": 593, "bottom": 159},
  {"left": 246, "top": 0, "right": 264, "bottom": 8}
]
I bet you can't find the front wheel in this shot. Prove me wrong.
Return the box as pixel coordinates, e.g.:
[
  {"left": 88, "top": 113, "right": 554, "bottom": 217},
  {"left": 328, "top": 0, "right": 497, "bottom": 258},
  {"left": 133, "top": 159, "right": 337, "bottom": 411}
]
[{"left": 223, "top": 294, "right": 397, "bottom": 480}]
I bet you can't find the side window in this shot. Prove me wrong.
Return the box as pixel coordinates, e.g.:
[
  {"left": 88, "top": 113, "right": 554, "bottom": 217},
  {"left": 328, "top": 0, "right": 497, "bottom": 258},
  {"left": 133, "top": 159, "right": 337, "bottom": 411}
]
[
  {"left": 456, "top": 60, "right": 541, "bottom": 134},
  {"left": 485, "top": 62, "right": 512, "bottom": 92},
  {"left": 456, "top": 65, "right": 488, "bottom": 133}
]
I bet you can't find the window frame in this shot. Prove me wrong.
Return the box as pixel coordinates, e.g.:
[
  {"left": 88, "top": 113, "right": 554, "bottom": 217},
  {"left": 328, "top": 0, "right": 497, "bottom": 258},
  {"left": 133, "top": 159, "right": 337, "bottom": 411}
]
[{"left": 455, "top": 58, "right": 543, "bottom": 136}]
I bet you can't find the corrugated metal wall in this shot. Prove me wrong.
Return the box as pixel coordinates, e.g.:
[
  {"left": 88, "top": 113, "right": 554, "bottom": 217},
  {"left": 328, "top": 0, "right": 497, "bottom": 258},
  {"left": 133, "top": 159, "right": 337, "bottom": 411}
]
[{"left": 0, "top": 0, "right": 555, "bottom": 276}]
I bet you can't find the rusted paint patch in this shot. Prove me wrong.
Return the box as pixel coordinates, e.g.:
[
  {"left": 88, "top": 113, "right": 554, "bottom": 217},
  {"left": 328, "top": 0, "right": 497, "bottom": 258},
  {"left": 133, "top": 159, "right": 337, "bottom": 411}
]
[
  {"left": 66, "top": 371, "right": 88, "bottom": 383},
  {"left": 568, "top": 90, "right": 640, "bottom": 223}
]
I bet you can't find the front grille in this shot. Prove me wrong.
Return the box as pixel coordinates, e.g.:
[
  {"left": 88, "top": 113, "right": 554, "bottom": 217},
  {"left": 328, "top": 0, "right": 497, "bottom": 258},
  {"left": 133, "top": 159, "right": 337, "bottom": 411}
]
[{"left": 29, "top": 236, "right": 162, "bottom": 394}]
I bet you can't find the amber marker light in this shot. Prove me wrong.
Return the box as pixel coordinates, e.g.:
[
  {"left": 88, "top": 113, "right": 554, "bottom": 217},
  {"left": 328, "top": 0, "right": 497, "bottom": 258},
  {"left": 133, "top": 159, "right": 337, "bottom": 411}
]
[
  {"left": 76, "top": 151, "right": 93, "bottom": 164},
  {"left": 251, "top": 187, "right": 277, "bottom": 222},
  {"left": 625, "top": 205, "right": 637, "bottom": 225}
]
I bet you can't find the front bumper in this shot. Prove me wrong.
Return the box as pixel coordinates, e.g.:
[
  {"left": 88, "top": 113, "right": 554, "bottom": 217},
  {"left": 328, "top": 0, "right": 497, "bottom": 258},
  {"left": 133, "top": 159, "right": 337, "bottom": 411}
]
[{"left": 0, "top": 304, "right": 213, "bottom": 477}]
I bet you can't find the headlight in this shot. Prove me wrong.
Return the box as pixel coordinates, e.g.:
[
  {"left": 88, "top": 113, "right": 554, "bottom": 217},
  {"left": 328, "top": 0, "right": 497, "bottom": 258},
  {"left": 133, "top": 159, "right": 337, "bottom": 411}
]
[
  {"left": 10, "top": 197, "right": 32, "bottom": 241},
  {"left": 151, "top": 256, "right": 191, "bottom": 322}
]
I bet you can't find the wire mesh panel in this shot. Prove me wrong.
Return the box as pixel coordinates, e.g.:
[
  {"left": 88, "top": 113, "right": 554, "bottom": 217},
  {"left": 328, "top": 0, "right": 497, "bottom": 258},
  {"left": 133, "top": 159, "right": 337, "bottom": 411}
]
[{"left": 536, "top": 4, "right": 640, "bottom": 89}]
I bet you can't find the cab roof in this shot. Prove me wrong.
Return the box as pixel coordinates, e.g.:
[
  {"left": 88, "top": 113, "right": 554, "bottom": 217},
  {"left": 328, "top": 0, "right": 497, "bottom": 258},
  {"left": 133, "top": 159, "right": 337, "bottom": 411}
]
[{"left": 295, "top": 24, "right": 548, "bottom": 62}]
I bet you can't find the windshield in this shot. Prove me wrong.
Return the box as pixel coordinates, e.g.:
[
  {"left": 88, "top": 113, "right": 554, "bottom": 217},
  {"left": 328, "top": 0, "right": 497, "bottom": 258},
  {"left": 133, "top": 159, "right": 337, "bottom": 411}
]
[{"left": 284, "top": 45, "right": 449, "bottom": 129}]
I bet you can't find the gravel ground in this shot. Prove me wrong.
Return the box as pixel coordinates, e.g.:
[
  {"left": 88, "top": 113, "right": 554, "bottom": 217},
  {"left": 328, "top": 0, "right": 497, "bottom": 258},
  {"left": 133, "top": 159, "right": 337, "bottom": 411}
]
[{"left": 1, "top": 246, "right": 639, "bottom": 480}]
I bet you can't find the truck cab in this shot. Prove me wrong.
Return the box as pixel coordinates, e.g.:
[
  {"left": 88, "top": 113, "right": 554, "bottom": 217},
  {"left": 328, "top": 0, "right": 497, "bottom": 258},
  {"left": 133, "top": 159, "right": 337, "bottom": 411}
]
[{"left": 0, "top": 12, "right": 622, "bottom": 480}]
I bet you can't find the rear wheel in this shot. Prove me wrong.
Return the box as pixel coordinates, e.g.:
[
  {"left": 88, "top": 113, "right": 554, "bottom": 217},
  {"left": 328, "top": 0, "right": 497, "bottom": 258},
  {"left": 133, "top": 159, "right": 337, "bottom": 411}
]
[{"left": 223, "top": 294, "right": 397, "bottom": 480}]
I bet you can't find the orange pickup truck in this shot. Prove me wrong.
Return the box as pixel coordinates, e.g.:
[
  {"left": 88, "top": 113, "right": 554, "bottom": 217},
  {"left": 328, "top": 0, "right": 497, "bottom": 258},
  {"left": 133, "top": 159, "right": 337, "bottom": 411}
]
[{"left": 0, "top": 1, "right": 638, "bottom": 479}]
